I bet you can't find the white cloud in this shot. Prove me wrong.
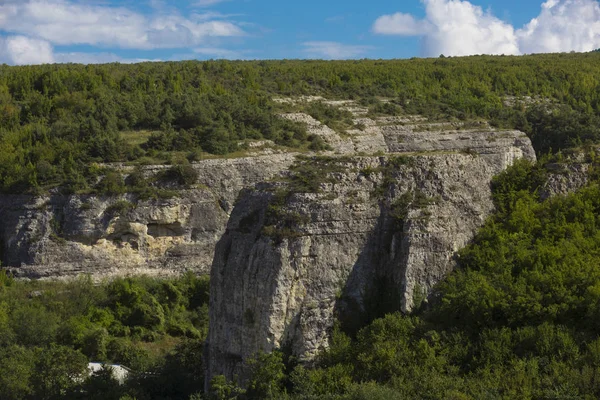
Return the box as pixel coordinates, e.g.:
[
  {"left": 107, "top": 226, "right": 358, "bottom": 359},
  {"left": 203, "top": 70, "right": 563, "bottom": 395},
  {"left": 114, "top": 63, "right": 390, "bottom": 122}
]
[
  {"left": 373, "top": 0, "right": 519, "bottom": 56},
  {"left": 0, "top": 37, "right": 163, "bottom": 65},
  {"left": 302, "top": 41, "right": 372, "bottom": 59},
  {"left": 518, "top": 0, "right": 600, "bottom": 53},
  {"left": 0, "top": 0, "right": 244, "bottom": 50},
  {"left": 0, "top": 36, "right": 54, "bottom": 65},
  {"left": 373, "top": 0, "right": 600, "bottom": 57},
  {"left": 373, "top": 13, "right": 427, "bottom": 36}
]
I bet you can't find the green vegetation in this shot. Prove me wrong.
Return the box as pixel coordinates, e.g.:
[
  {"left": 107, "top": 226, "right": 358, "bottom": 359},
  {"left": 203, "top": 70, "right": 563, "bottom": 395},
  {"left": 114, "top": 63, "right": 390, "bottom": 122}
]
[
  {"left": 3, "top": 53, "right": 600, "bottom": 193},
  {"left": 305, "top": 101, "right": 355, "bottom": 132},
  {"left": 4, "top": 53, "right": 600, "bottom": 398},
  {"left": 0, "top": 273, "right": 209, "bottom": 400}
]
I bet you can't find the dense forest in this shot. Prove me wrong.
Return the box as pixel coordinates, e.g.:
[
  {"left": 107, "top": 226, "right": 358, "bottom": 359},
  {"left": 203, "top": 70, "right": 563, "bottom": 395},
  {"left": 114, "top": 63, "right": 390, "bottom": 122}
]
[
  {"left": 0, "top": 273, "right": 209, "bottom": 400},
  {"left": 3, "top": 53, "right": 600, "bottom": 399},
  {"left": 2, "top": 53, "right": 600, "bottom": 193}
]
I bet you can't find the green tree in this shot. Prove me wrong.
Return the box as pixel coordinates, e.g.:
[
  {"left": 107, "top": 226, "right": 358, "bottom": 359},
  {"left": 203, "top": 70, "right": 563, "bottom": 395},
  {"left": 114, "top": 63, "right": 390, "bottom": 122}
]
[{"left": 31, "top": 344, "right": 88, "bottom": 400}]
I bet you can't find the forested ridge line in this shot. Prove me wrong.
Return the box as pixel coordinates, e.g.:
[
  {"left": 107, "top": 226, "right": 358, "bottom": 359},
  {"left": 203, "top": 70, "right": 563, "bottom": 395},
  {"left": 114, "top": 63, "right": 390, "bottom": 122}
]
[{"left": 1, "top": 53, "right": 600, "bottom": 193}]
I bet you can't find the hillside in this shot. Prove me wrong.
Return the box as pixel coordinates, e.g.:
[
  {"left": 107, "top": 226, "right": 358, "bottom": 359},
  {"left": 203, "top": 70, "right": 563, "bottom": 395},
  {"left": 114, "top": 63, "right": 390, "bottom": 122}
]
[{"left": 2, "top": 54, "right": 600, "bottom": 399}]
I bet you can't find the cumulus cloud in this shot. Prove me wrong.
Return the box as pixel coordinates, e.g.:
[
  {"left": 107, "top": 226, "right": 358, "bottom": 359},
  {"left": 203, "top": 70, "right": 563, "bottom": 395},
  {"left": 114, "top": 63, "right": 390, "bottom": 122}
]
[
  {"left": 373, "top": 13, "right": 428, "bottom": 36},
  {"left": 518, "top": 0, "right": 600, "bottom": 53},
  {"left": 0, "top": 36, "right": 54, "bottom": 65},
  {"left": 302, "top": 41, "right": 372, "bottom": 59},
  {"left": 373, "top": 0, "right": 600, "bottom": 56},
  {"left": 0, "top": 0, "right": 244, "bottom": 50}
]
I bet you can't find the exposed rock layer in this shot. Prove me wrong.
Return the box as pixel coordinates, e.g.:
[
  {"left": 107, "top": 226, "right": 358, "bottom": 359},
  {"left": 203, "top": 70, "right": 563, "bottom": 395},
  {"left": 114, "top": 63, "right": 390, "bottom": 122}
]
[
  {"left": 2, "top": 154, "right": 296, "bottom": 279},
  {"left": 205, "top": 129, "right": 536, "bottom": 384}
]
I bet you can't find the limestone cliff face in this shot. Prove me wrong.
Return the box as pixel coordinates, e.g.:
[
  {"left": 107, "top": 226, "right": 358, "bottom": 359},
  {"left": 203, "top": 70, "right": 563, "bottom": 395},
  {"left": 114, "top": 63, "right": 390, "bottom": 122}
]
[
  {"left": 2, "top": 154, "right": 295, "bottom": 279},
  {"left": 205, "top": 129, "right": 536, "bottom": 384}
]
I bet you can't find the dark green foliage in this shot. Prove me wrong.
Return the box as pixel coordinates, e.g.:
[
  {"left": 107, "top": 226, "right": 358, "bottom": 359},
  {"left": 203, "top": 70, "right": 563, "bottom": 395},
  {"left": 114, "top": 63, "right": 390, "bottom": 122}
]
[
  {"left": 307, "top": 134, "right": 330, "bottom": 151},
  {"left": 127, "top": 339, "right": 206, "bottom": 400},
  {"left": 163, "top": 164, "right": 199, "bottom": 186},
  {"left": 306, "top": 101, "right": 354, "bottom": 132},
  {"left": 246, "top": 351, "right": 287, "bottom": 399},
  {"left": 73, "top": 366, "right": 126, "bottom": 400},
  {"left": 96, "top": 170, "right": 126, "bottom": 195},
  {"left": 285, "top": 155, "right": 351, "bottom": 193},
  {"left": 0, "top": 345, "right": 36, "bottom": 400},
  {"left": 105, "top": 200, "right": 135, "bottom": 216},
  {"left": 526, "top": 105, "right": 600, "bottom": 155},
  {"left": 0, "top": 273, "right": 210, "bottom": 399},
  {"left": 368, "top": 100, "right": 403, "bottom": 117},
  {"left": 31, "top": 345, "right": 89, "bottom": 400},
  {"left": 209, "top": 375, "right": 247, "bottom": 400},
  {"left": 3, "top": 53, "right": 600, "bottom": 193}
]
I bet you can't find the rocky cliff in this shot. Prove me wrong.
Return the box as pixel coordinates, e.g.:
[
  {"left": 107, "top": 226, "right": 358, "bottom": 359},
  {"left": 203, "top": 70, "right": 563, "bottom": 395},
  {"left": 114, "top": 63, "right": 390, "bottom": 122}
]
[
  {"left": 1, "top": 99, "right": 534, "bottom": 281},
  {"left": 205, "top": 126, "right": 536, "bottom": 385},
  {"left": 2, "top": 154, "right": 296, "bottom": 279},
  {"left": 0, "top": 97, "right": 539, "bottom": 389}
]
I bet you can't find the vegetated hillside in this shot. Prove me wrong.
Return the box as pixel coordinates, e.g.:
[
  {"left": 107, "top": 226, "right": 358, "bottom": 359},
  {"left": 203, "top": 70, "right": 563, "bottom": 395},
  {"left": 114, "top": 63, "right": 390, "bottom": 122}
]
[
  {"left": 1, "top": 53, "right": 600, "bottom": 193},
  {"left": 2, "top": 54, "right": 600, "bottom": 399},
  {"left": 9, "top": 157, "right": 600, "bottom": 400}
]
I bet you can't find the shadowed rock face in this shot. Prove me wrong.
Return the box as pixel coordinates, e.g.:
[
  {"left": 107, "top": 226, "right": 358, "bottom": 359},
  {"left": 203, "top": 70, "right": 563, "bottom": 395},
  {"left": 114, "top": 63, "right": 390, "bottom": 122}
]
[
  {"left": 205, "top": 130, "right": 536, "bottom": 386},
  {"left": 0, "top": 154, "right": 296, "bottom": 280}
]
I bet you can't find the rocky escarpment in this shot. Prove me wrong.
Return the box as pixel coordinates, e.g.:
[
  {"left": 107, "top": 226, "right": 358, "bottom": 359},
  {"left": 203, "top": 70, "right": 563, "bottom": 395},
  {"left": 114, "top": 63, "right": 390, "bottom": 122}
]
[
  {"left": 205, "top": 129, "right": 536, "bottom": 385},
  {"left": 2, "top": 154, "right": 296, "bottom": 279},
  {"left": 1, "top": 97, "right": 536, "bottom": 281}
]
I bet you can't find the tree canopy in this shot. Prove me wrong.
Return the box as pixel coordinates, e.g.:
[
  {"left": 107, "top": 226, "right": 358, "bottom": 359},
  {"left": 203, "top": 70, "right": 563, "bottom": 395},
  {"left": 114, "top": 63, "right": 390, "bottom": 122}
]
[{"left": 2, "top": 53, "right": 600, "bottom": 193}]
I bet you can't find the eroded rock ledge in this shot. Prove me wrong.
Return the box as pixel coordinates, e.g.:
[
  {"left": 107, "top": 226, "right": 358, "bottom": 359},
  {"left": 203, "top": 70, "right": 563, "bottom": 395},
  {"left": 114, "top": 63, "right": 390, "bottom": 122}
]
[{"left": 2, "top": 154, "right": 296, "bottom": 279}]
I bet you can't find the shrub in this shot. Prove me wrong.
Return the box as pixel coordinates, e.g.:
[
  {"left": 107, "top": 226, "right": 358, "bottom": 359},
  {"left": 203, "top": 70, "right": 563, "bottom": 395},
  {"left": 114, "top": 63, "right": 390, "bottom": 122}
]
[
  {"left": 164, "top": 165, "right": 198, "bottom": 186},
  {"left": 106, "top": 200, "right": 135, "bottom": 216},
  {"left": 96, "top": 171, "right": 126, "bottom": 195}
]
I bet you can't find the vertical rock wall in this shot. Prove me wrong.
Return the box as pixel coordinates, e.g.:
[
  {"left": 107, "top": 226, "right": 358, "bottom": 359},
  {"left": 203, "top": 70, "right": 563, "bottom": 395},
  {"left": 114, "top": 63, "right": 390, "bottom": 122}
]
[{"left": 205, "top": 130, "right": 536, "bottom": 385}]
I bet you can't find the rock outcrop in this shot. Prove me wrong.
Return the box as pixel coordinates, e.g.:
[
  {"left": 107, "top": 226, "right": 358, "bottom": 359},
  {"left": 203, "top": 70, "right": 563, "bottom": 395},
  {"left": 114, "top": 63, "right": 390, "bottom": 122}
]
[
  {"left": 2, "top": 154, "right": 296, "bottom": 279},
  {"left": 205, "top": 128, "right": 536, "bottom": 385}
]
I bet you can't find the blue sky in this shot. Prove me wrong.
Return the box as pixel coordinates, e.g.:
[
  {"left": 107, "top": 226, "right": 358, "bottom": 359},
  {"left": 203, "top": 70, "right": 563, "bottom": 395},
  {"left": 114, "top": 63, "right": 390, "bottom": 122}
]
[{"left": 0, "top": 0, "right": 599, "bottom": 64}]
